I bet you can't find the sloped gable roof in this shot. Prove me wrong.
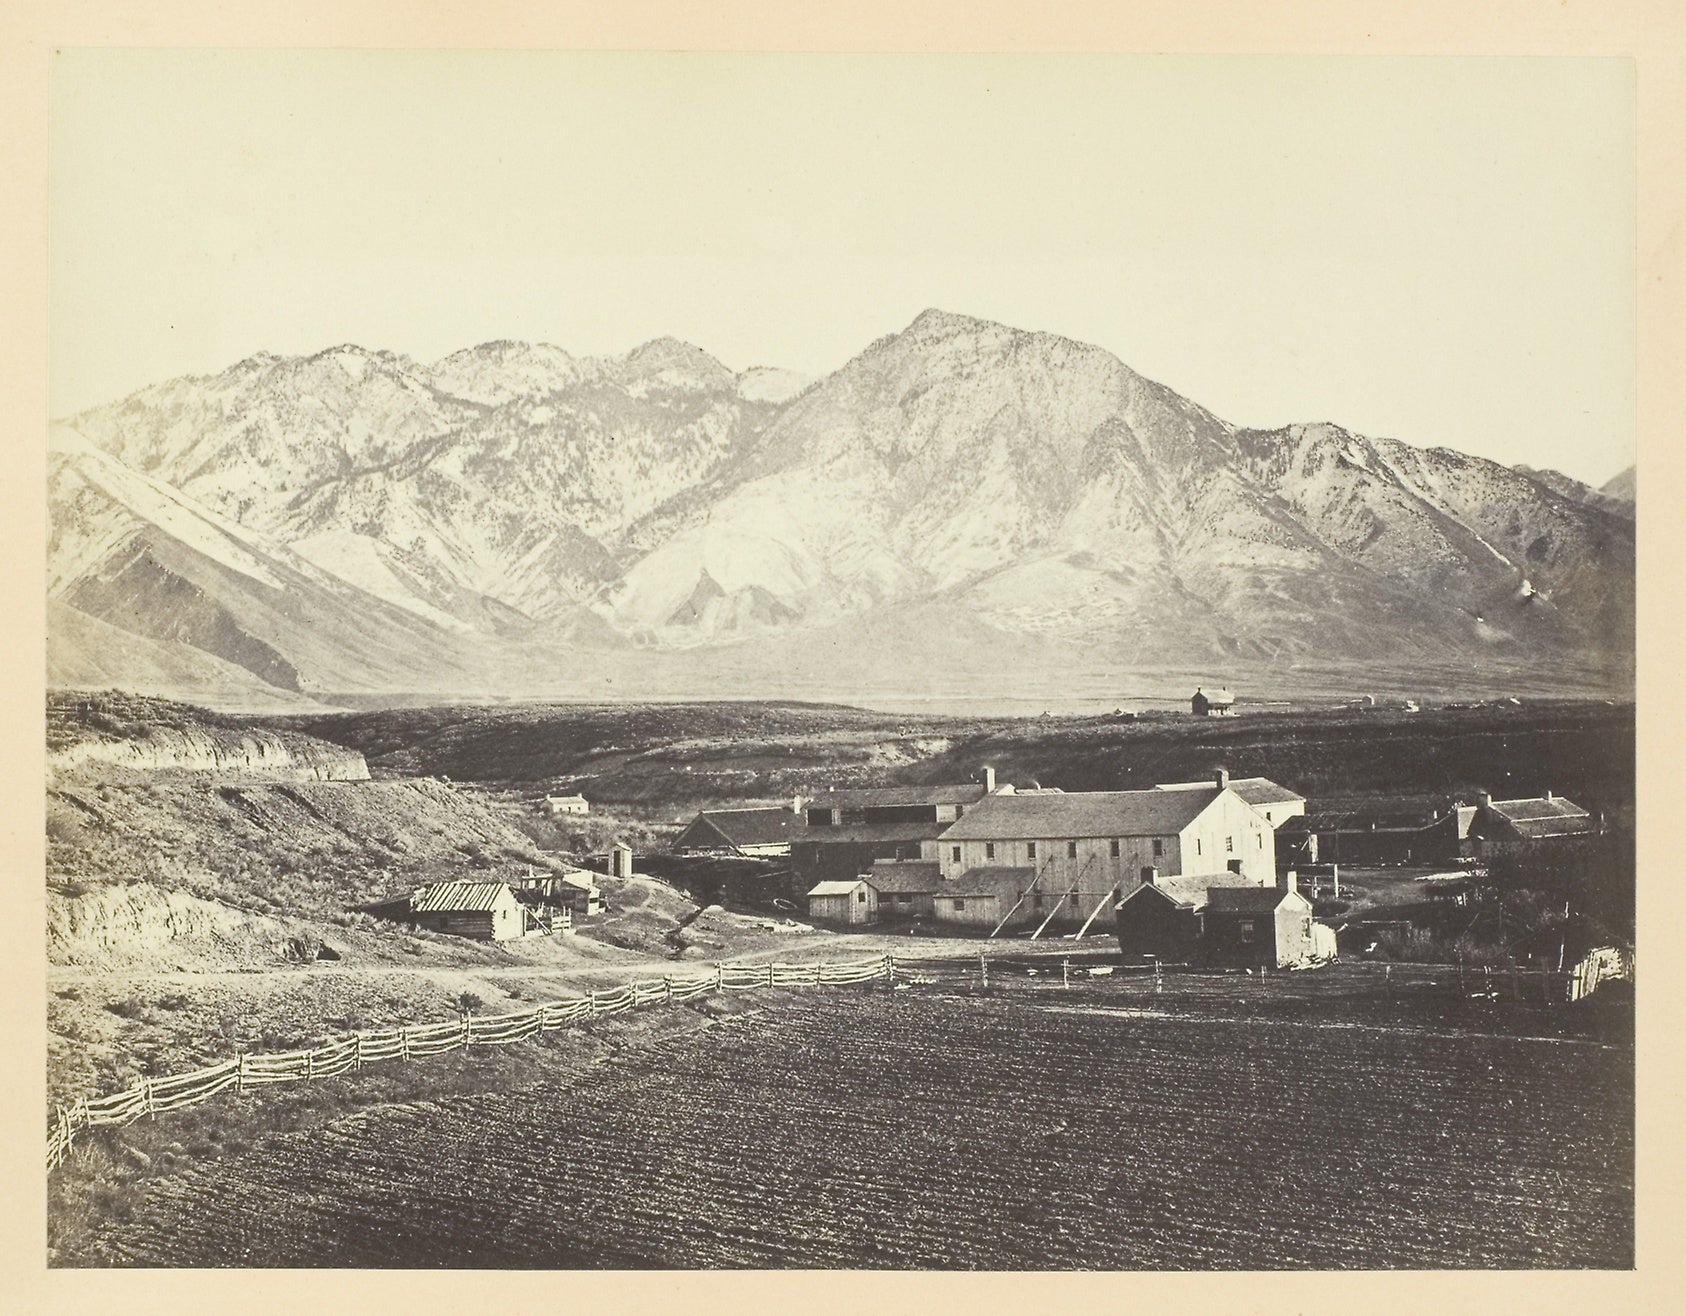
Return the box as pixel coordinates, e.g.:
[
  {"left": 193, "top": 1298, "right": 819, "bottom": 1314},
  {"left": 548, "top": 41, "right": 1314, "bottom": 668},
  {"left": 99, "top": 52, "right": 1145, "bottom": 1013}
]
[
  {"left": 807, "top": 879, "right": 869, "bottom": 897},
  {"left": 681, "top": 807, "right": 807, "bottom": 848},
  {"left": 939, "top": 788, "right": 1219, "bottom": 840},
  {"left": 410, "top": 881, "right": 516, "bottom": 914},
  {"left": 865, "top": 860, "right": 942, "bottom": 894}
]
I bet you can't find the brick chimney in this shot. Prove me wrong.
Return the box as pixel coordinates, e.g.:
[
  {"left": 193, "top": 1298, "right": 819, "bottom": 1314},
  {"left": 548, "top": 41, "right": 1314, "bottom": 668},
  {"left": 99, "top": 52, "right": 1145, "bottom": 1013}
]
[
  {"left": 1278, "top": 870, "right": 1298, "bottom": 894},
  {"left": 1476, "top": 789, "right": 1492, "bottom": 810},
  {"left": 1544, "top": 788, "right": 1553, "bottom": 802},
  {"left": 1139, "top": 866, "right": 1158, "bottom": 886},
  {"left": 792, "top": 793, "right": 806, "bottom": 814},
  {"left": 1215, "top": 768, "right": 1230, "bottom": 791}
]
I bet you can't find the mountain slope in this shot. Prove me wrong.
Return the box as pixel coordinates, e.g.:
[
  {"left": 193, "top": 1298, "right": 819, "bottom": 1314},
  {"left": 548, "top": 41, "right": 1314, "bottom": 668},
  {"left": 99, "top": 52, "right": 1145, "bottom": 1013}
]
[{"left": 49, "top": 311, "right": 1635, "bottom": 701}]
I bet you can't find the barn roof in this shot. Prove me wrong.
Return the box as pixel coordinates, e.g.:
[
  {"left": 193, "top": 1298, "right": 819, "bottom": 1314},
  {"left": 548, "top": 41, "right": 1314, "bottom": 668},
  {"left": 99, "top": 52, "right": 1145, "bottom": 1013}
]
[
  {"left": 689, "top": 807, "right": 807, "bottom": 847},
  {"left": 806, "top": 783, "right": 989, "bottom": 809},
  {"left": 865, "top": 860, "right": 942, "bottom": 893},
  {"left": 410, "top": 881, "right": 516, "bottom": 914},
  {"left": 807, "top": 879, "right": 869, "bottom": 897},
  {"left": 938, "top": 788, "right": 1219, "bottom": 841},
  {"left": 1156, "top": 777, "right": 1305, "bottom": 807}
]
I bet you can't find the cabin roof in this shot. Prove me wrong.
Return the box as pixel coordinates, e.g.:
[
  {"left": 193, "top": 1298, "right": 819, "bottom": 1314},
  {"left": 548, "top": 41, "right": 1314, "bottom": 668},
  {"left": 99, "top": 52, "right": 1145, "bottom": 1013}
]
[{"left": 409, "top": 881, "right": 516, "bottom": 914}]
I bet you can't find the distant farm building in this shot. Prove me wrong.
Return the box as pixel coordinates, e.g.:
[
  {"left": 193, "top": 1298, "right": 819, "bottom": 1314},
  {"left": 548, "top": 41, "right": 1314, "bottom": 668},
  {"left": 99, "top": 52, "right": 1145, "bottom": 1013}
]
[
  {"left": 1471, "top": 790, "right": 1595, "bottom": 850},
  {"left": 544, "top": 794, "right": 590, "bottom": 817},
  {"left": 1282, "top": 799, "right": 1476, "bottom": 867},
  {"left": 806, "top": 877, "right": 877, "bottom": 924},
  {"left": 674, "top": 802, "right": 808, "bottom": 857},
  {"left": 405, "top": 880, "right": 528, "bottom": 941},
  {"left": 1115, "top": 871, "right": 1333, "bottom": 968},
  {"left": 1190, "top": 686, "right": 1235, "bottom": 717}
]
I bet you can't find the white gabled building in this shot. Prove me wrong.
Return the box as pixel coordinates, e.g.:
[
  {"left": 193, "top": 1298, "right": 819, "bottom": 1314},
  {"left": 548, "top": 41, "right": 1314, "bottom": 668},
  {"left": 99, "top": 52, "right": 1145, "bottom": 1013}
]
[{"left": 929, "top": 770, "right": 1278, "bottom": 928}]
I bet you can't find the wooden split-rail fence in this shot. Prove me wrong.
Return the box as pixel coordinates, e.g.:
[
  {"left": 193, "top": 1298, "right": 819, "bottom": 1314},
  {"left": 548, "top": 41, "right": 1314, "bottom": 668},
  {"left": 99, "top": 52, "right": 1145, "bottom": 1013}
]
[{"left": 46, "top": 954, "right": 895, "bottom": 1175}]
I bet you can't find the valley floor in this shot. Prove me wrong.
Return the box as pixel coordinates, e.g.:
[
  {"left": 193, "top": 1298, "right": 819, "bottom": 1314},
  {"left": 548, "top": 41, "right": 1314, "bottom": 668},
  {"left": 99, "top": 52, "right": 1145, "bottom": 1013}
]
[{"left": 56, "top": 977, "right": 1633, "bottom": 1270}]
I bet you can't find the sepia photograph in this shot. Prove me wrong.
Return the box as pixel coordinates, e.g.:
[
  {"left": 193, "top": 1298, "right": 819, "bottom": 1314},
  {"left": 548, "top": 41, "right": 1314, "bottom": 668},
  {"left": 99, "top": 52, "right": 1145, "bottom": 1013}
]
[{"left": 38, "top": 45, "right": 1637, "bottom": 1272}]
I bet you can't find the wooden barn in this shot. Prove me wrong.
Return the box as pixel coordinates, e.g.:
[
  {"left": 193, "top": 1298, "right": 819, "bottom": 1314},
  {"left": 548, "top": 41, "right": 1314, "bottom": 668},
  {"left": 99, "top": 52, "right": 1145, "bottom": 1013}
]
[
  {"left": 806, "top": 878, "right": 877, "bottom": 924},
  {"left": 406, "top": 881, "right": 528, "bottom": 941}
]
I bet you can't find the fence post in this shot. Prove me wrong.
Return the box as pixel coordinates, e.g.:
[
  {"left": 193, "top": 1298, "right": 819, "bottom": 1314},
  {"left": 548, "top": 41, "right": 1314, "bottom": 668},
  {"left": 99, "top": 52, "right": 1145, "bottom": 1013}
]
[
  {"left": 663, "top": 975, "right": 673, "bottom": 1005},
  {"left": 354, "top": 1034, "right": 363, "bottom": 1071},
  {"left": 462, "top": 1015, "right": 472, "bottom": 1048},
  {"left": 1154, "top": 959, "right": 1163, "bottom": 994},
  {"left": 400, "top": 1027, "right": 411, "bottom": 1061},
  {"left": 716, "top": 963, "right": 725, "bottom": 993},
  {"left": 767, "top": 963, "right": 776, "bottom": 989},
  {"left": 979, "top": 952, "right": 989, "bottom": 993},
  {"left": 144, "top": 1079, "right": 155, "bottom": 1120},
  {"left": 1062, "top": 958, "right": 1071, "bottom": 991},
  {"left": 1457, "top": 957, "right": 1465, "bottom": 994},
  {"left": 886, "top": 954, "right": 896, "bottom": 991},
  {"left": 236, "top": 1052, "right": 246, "bottom": 1097},
  {"left": 305, "top": 1048, "right": 314, "bottom": 1083},
  {"left": 1384, "top": 963, "right": 1392, "bottom": 1004}
]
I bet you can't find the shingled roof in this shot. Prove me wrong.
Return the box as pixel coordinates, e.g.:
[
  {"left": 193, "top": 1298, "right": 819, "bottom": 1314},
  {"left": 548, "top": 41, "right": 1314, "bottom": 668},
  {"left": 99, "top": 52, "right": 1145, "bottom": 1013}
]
[{"left": 938, "top": 788, "right": 1220, "bottom": 841}]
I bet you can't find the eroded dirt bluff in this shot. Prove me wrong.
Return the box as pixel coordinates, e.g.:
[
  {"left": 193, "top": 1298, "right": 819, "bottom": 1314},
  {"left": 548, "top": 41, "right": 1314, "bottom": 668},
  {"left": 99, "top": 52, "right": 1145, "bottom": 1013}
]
[{"left": 47, "top": 690, "right": 369, "bottom": 782}]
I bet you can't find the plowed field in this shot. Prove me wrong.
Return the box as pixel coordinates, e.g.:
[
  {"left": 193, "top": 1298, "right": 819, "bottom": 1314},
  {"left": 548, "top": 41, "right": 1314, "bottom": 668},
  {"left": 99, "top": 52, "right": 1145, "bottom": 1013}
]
[{"left": 101, "top": 992, "right": 1632, "bottom": 1269}]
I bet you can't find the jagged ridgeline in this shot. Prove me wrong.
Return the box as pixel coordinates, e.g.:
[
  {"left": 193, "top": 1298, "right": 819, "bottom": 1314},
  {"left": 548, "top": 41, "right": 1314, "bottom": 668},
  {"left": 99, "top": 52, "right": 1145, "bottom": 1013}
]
[{"left": 47, "top": 311, "right": 1634, "bottom": 706}]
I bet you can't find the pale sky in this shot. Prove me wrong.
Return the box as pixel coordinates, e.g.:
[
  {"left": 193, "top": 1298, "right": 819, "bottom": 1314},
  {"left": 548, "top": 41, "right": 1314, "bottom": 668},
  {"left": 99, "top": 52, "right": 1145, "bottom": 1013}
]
[{"left": 50, "top": 51, "right": 1635, "bottom": 486}]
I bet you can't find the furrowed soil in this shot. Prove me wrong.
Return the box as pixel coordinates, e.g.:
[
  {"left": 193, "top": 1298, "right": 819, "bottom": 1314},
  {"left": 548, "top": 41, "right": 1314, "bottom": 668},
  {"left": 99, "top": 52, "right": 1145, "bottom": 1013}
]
[{"left": 86, "top": 986, "right": 1631, "bottom": 1270}]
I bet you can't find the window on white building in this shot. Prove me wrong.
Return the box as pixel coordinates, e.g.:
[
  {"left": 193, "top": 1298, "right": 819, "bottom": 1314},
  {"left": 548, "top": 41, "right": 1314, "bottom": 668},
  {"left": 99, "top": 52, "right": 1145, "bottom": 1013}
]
[
  {"left": 985, "top": 843, "right": 995, "bottom": 860},
  {"left": 1027, "top": 841, "right": 1037, "bottom": 859}
]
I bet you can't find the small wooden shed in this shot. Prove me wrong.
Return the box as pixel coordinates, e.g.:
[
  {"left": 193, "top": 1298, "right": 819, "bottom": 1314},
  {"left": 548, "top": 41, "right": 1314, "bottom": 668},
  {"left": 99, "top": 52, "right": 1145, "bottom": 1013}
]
[{"left": 807, "top": 878, "right": 877, "bottom": 925}]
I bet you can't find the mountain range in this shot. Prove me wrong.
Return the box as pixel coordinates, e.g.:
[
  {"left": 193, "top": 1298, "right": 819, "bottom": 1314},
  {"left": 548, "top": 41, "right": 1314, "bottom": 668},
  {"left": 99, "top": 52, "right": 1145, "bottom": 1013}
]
[{"left": 46, "top": 309, "right": 1635, "bottom": 708}]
